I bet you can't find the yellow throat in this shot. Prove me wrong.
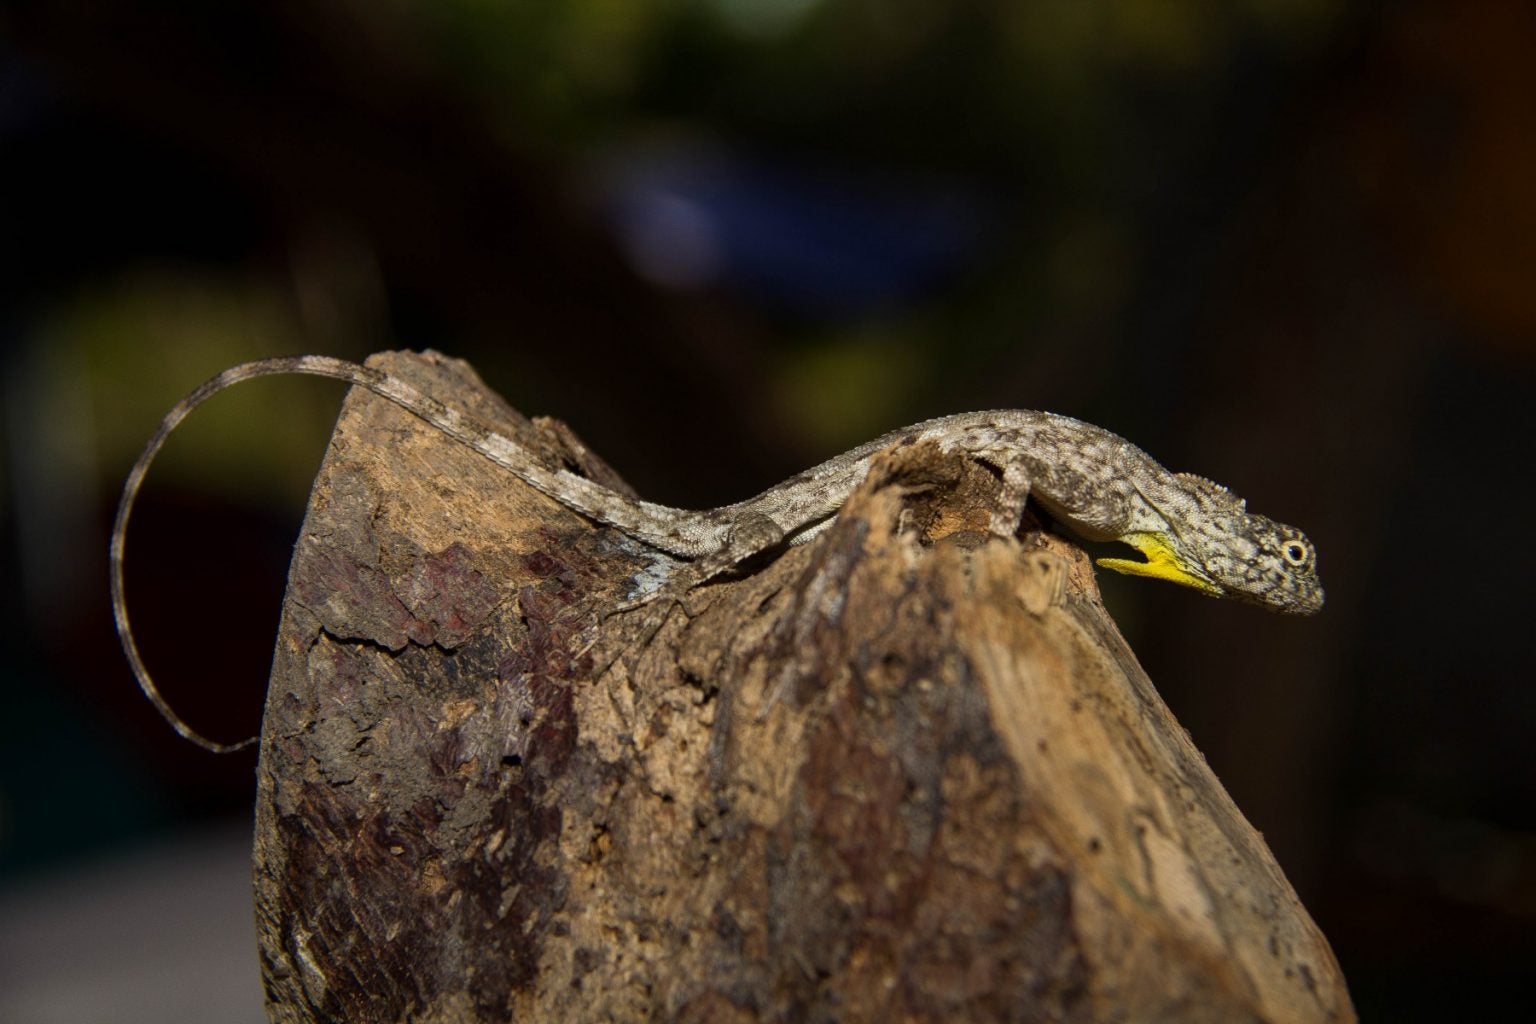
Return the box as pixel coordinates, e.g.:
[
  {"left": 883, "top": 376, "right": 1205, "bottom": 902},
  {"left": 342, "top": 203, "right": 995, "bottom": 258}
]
[{"left": 1096, "top": 531, "right": 1222, "bottom": 596}]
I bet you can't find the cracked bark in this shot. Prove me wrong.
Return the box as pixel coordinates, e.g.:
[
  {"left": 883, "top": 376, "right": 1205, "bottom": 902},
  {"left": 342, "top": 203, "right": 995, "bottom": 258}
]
[{"left": 253, "top": 350, "right": 1354, "bottom": 1024}]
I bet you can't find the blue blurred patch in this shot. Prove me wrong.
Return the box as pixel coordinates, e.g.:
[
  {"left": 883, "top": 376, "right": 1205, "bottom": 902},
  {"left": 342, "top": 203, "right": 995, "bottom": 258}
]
[{"left": 603, "top": 146, "right": 989, "bottom": 321}]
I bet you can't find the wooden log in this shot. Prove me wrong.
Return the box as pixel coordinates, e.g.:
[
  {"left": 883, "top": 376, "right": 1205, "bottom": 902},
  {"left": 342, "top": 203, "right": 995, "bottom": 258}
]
[{"left": 253, "top": 350, "right": 1354, "bottom": 1023}]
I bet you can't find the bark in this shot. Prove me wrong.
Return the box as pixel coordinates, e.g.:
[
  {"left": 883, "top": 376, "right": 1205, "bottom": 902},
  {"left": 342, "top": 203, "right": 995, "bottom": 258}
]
[{"left": 253, "top": 350, "right": 1355, "bottom": 1024}]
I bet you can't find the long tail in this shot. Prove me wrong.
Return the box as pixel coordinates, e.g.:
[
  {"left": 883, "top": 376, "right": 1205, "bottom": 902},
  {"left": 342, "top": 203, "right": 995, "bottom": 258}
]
[
  {"left": 113, "top": 354, "right": 712, "bottom": 751},
  {"left": 110, "top": 356, "right": 411, "bottom": 752}
]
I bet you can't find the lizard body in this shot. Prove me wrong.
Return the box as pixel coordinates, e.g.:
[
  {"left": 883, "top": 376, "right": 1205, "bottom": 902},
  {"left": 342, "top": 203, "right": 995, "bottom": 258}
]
[{"left": 111, "top": 354, "right": 1323, "bottom": 751}]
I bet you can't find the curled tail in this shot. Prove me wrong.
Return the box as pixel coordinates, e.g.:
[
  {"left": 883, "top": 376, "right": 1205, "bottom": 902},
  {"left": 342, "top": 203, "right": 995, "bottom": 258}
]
[
  {"left": 110, "top": 356, "right": 386, "bottom": 752},
  {"left": 112, "top": 354, "right": 710, "bottom": 751}
]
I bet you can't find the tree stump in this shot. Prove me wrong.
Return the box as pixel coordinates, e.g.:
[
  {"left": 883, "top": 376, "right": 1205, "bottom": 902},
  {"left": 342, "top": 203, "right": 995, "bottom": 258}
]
[{"left": 252, "top": 350, "right": 1355, "bottom": 1023}]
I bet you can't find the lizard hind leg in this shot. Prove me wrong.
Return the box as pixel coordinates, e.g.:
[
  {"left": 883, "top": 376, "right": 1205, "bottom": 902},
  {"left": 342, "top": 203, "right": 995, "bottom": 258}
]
[
  {"left": 692, "top": 511, "right": 787, "bottom": 584},
  {"left": 606, "top": 512, "right": 787, "bottom": 621},
  {"left": 988, "top": 459, "right": 1033, "bottom": 539}
]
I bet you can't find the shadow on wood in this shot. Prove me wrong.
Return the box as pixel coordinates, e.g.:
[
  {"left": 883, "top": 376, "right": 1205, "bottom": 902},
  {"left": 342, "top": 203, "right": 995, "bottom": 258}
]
[{"left": 253, "top": 351, "right": 1354, "bottom": 1023}]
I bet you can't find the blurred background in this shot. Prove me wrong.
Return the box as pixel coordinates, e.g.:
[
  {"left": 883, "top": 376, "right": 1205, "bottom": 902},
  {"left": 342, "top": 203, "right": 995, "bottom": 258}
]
[{"left": 1, "top": 0, "right": 1532, "bottom": 1020}]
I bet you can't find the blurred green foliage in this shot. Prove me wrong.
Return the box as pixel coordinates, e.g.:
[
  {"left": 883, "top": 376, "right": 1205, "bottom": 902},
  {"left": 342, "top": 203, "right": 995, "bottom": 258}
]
[
  {"left": 412, "top": 0, "right": 1345, "bottom": 155},
  {"left": 56, "top": 274, "right": 342, "bottom": 506}
]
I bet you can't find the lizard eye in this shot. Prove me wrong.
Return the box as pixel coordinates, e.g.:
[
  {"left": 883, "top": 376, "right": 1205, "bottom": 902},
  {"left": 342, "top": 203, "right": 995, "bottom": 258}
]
[{"left": 1282, "top": 541, "right": 1310, "bottom": 566}]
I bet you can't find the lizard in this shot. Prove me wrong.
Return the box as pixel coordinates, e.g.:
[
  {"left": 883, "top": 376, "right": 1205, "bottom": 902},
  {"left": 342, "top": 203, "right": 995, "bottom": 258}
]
[{"left": 110, "top": 353, "right": 1324, "bottom": 752}]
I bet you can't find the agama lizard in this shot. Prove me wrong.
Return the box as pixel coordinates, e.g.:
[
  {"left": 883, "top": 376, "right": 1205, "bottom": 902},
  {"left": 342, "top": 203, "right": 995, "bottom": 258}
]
[{"left": 111, "top": 354, "right": 1323, "bottom": 751}]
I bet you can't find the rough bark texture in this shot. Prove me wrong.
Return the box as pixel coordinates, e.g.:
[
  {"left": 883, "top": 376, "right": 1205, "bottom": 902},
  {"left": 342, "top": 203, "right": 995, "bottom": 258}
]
[{"left": 252, "top": 350, "right": 1355, "bottom": 1024}]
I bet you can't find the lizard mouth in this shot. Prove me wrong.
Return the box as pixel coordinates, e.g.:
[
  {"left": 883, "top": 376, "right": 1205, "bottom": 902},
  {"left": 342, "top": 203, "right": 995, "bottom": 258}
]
[{"left": 1095, "top": 532, "right": 1222, "bottom": 597}]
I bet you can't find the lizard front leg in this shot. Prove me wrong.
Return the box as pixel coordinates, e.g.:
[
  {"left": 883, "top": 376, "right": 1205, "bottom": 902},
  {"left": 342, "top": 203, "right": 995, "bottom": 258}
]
[{"left": 989, "top": 458, "right": 1033, "bottom": 538}]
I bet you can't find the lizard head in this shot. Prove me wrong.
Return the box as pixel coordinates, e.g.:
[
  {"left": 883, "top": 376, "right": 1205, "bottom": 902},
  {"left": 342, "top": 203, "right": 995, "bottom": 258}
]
[{"left": 1096, "top": 474, "right": 1325, "bottom": 614}]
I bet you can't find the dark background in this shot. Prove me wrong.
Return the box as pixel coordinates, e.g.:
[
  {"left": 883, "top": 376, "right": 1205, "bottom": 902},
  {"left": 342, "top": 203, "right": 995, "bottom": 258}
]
[{"left": 1, "top": 1, "right": 1532, "bottom": 1019}]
